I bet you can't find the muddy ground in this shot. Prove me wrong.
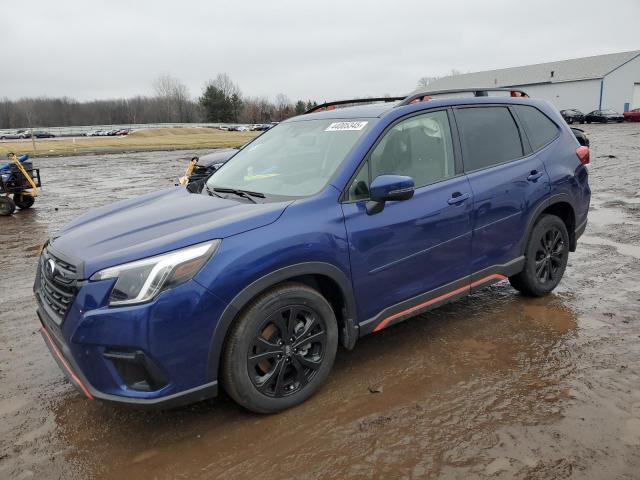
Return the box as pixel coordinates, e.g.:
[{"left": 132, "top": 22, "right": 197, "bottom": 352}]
[{"left": 1, "top": 124, "right": 639, "bottom": 479}]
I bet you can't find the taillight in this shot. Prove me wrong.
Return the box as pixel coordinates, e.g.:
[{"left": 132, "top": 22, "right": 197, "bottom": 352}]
[{"left": 576, "top": 146, "right": 590, "bottom": 165}]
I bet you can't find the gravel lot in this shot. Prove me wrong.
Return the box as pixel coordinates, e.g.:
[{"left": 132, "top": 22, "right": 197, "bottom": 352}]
[{"left": 1, "top": 123, "right": 639, "bottom": 479}]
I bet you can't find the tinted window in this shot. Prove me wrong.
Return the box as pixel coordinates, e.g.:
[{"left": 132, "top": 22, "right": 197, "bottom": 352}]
[
  {"left": 455, "top": 107, "right": 523, "bottom": 171},
  {"left": 514, "top": 105, "right": 559, "bottom": 151},
  {"left": 369, "top": 110, "right": 455, "bottom": 188}
]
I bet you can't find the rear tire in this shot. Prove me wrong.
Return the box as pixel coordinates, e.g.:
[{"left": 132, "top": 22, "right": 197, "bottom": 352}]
[
  {"left": 0, "top": 196, "right": 16, "bottom": 216},
  {"left": 13, "top": 193, "right": 34, "bottom": 209},
  {"left": 509, "top": 214, "right": 569, "bottom": 297},
  {"left": 222, "top": 282, "right": 338, "bottom": 413}
]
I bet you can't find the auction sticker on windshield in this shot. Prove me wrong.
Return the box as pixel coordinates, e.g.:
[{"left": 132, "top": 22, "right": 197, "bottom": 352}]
[{"left": 325, "top": 121, "right": 368, "bottom": 131}]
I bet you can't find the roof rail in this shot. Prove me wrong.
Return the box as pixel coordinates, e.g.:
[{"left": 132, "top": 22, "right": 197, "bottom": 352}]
[
  {"left": 304, "top": 97, "right": 405, "bottom": 114},
  {"left": 303, "top": 88, "right": 529, "bottom": 115},
  {"left": 397, "top": 88, "right": 529, "bottom": 106}
]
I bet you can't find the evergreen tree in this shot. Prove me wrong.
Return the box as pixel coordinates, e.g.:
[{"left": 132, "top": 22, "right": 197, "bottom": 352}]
[
  {"left": 294, "top": 100, "right": 307, "bottom": 115},
  {"left": 199, "top": 85, "right": 232, "bottom": 122}
]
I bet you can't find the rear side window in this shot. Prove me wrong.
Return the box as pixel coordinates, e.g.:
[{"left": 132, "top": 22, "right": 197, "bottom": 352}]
[
  {"left": 513, "top": 105, "right": 559, "bottom": 151},
  {"left": 455, "top": 107, "right": 523, "bottom": 171}
]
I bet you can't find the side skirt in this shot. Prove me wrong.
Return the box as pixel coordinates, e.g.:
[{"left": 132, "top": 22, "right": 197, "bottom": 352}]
[{"left": 358, "top": 257, "right": 525, "bottom": 336}]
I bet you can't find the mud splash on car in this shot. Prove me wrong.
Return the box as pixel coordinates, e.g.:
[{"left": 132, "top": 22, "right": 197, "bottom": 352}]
[{"left": 1, "top": 125, "right": 640, "bottom": 479}]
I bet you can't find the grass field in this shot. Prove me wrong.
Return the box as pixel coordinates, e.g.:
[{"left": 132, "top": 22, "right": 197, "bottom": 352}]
[{"left": 0, "top": 128, "right": 259, "bottom": 158}]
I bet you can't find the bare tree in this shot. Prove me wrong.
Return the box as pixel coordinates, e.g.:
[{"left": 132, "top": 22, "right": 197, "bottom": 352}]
[
  {"left": 417, "top": 76, "right": 439, "bottom": 88},
  {"left": 275, "top": 93, "right": 292, "bottom": 121},
  {"left": 152, "top": 74, "right": 193, "bottom": 122},
  {"left": 208, "top": 73, "right": 242, "bottom": 101},
  {"left": 417, "top": 69, "right": 463, "bottom": 89}
]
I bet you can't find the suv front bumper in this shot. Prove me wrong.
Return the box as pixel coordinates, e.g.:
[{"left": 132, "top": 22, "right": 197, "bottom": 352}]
[
  {"left": 39, "top": 310, "right": 219, "bottom": 408},
  {"left": 35, "top": 275, "right": 227, "bottom": 408}
]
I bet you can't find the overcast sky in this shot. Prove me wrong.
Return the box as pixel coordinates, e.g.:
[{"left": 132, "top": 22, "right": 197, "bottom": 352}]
[{"left": 1, "top": 0, "right": 638, "bottom": 103}]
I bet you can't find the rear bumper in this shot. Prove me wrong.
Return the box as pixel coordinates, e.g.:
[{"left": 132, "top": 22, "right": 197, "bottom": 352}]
[{"left": 39, "top": 309, "right": 218, "bottom": 408}]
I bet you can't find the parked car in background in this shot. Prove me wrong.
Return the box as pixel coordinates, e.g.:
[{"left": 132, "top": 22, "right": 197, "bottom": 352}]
[
  {"left": 16, "top": 129, "right": 31, "bottom": 139},
  {"left": 560, "top": 109, "right": 585, "bottom": 124},
  {"left": 585, "top": 109, "right": 624, "bottom": 123},
  {"left": 0, "top": 131, "right": 26, "bottom": 140},
  {"left": 36, "top": 88, "right": 591, "bottom": 413},
  {"left": 31, "top": 130, "right": 55, "bottom": 138},
  {"left": 623, "top": 108, "right": 640, "bottom": 122}
]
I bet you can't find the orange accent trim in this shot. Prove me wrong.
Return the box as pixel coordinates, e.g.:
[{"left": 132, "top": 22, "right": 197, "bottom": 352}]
[
  {"left": 41, "top": 327, "right": 94, "bottom": 400},
  {"left": 469, "top": 273, "right": 507, "bottom": 288},
  {"left": 372, "top": 274, "right": 506, "bottom": 332}
]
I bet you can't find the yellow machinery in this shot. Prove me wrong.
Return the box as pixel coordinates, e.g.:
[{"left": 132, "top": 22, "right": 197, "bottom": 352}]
[{"left": 0, "top": 152, "right": 41, "bottom": 215}]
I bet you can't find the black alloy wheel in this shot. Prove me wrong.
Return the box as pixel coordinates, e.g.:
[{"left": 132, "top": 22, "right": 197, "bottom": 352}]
[
  {"left": 222, "top": 283, "right": 338, "bottom": 413},
  {"left": 248, "top": 305, "right": 326, "bottom": 397},
  {"left": 509, "top": 214, "right": 569, "bottom": 297},
  {"left": 534, "top": 227, "right": 566, "bottom": 285}
]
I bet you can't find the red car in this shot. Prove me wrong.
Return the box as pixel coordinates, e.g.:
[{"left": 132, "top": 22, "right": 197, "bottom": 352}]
[
  {"left": 624, "top": 108, "right": 640, "bottom": 122},
  {"left": 623, "top": 108, "right": 640, "bottom": 122}
]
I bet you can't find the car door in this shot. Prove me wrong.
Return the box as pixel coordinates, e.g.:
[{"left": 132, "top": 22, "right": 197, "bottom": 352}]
[
  {"left": 453, "top": 105, "right": 550, "bottom": 276},
  {"left": 341, "top": 109, "right": 474, "bottom": 329}
]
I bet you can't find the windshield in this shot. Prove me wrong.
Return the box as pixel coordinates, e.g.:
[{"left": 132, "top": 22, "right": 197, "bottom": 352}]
[
  {"left": 205, "top": 118, "right": 375, "bottom": 198},
  {"left": 602, "top": 109, "right": 617, "bottom": 114}
]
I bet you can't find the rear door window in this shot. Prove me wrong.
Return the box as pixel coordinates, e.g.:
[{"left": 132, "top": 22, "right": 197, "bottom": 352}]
[
  {"left": 513, "top": 105, "right": 559, "bottom": 151},
  {"left": 455, "top": 107, "right": 523, "bottom": 172}
]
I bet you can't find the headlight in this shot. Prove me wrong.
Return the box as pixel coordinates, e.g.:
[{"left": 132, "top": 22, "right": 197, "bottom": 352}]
[{"left": 90, "top": 240, "right": 219, "bottom": 306}]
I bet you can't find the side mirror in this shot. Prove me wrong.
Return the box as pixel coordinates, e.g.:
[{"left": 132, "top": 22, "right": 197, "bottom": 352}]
[{"left": 366, "top": 175, "right": 415, "bottom": 215}]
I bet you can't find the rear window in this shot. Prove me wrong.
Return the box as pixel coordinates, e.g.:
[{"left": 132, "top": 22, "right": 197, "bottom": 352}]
[
  {"left": 513, "top": 105, "right": 559, "bottom": 151},
  {"left": 455, "top": 107, "right": 523, "bottom": 171}
]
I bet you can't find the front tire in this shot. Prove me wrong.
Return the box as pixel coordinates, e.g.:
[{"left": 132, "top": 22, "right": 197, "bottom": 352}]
[
  {"left": 222, "top": 283, "right": 338, "bottom": 413},
  {"left": 0, "top": 196, "right": 16, "bottom": 216},
  {"left": 509, "top": 214, "right": 569, "bottom": 297}
]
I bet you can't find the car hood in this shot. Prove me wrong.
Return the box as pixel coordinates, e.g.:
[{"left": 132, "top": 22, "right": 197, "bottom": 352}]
[
  {"left": 51, "top": 187, "right": 291, "bottom": 278},
  {"left": 197, "top": 148, "right": 238, "bottom": 167}
]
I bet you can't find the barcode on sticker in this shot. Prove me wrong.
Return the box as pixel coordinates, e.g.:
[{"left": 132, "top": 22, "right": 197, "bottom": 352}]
[{"left": 325, "top": 121, "right": 368, "bottom": 131}]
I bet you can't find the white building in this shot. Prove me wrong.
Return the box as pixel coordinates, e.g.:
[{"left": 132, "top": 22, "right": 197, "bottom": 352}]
[{"left": 426, "top": 50, "right": 640, "bottom": 113}]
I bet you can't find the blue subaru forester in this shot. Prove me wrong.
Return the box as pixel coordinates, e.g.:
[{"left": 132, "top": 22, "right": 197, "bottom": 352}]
[{"left": 36, "top": 89, "right": 590, "bottom": 413}]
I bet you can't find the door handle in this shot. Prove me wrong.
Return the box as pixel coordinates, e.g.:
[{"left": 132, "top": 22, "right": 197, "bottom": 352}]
[
  {"left": 527, "top": 170, "right": 543, "bottom": 182},
  {"left": 447, "top": 192, "right": 470, "bottom": 205}
]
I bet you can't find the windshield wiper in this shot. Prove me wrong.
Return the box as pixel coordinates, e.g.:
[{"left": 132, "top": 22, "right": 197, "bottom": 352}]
[
  {"left": 213, "top": 187, "right": 265, "bottom": 203},
  {"left": 204, "top": 184, "right": 225, "bottom": 198}
]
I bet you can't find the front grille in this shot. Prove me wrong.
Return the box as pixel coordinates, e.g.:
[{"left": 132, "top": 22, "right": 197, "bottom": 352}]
[{"left": 36, "top": 247, "right": 79, "bottom": 325}]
